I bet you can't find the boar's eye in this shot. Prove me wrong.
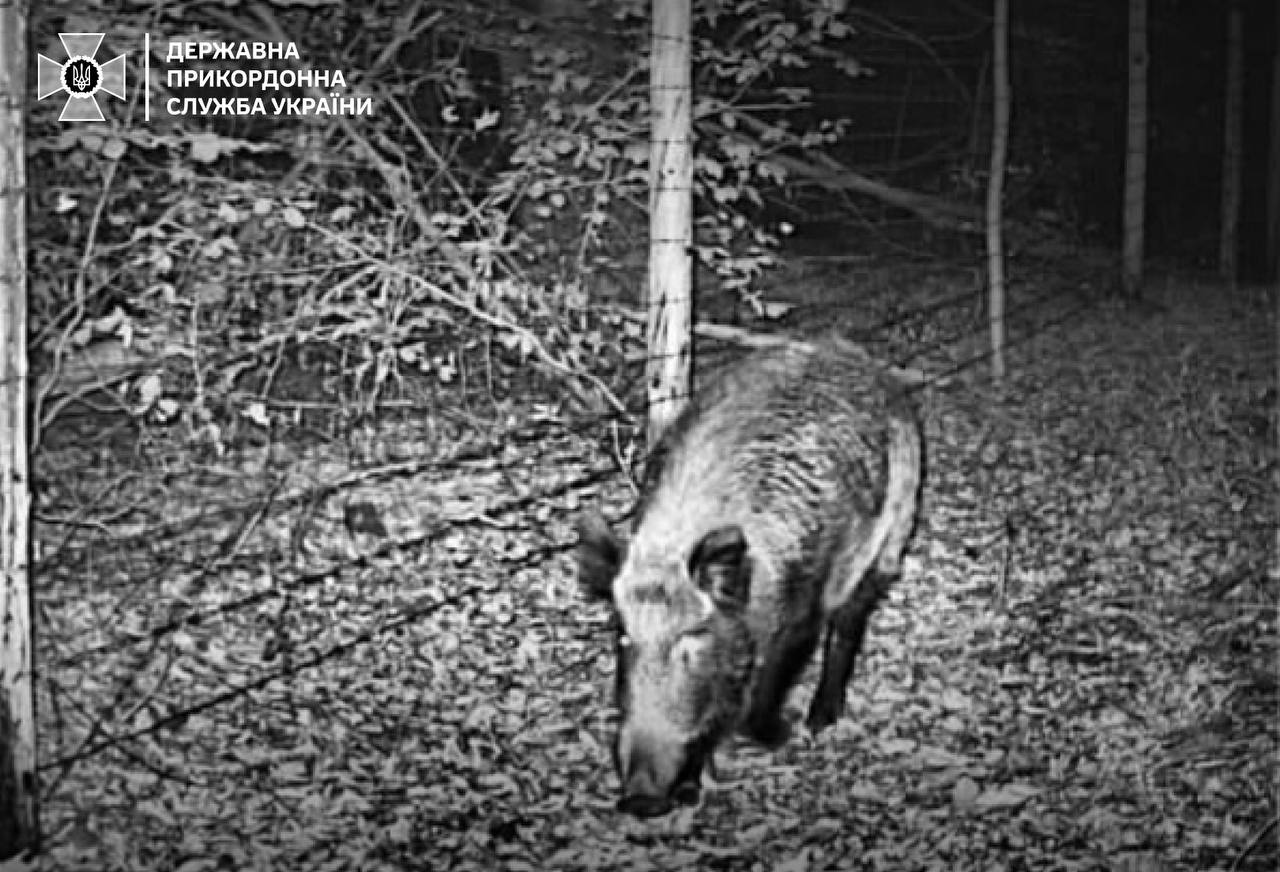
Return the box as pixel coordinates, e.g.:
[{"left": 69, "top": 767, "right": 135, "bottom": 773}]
[{"left": 680, "top": 624, "right": 711, "bottom": 645}]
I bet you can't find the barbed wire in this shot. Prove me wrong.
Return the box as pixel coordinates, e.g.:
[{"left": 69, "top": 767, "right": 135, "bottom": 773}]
[
  {"left": 597, "top": 277, "right": 1099, "bottom": 401},
  {"left": 41, "top": 583, "right": 477, "bottom": 772},
  {"left": 35, "top": 417, "right": 581, "bottom": 575},
  {"left": 46, "top": 457, "right": 620, "bottom": 674}
]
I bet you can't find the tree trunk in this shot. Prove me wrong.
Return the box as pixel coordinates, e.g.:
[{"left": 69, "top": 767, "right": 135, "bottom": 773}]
[
  {"left": 1265, "top": 3, "right": 1280, "bottom": 280},
  {"left": 647, "top": 0, "right": 693, "bottom": 444},
  {"left": 1122, "top": 0, "right": 1148, "bottom": 299},
  {"left": 1219, "top": 0, "right": 1243, "bottom": 285},
  {"left": 0, "top": 0, "right": 38, "bottom": 860},
  {"left": 987, "top": 0, "right": 1010, "bottom": 384}
]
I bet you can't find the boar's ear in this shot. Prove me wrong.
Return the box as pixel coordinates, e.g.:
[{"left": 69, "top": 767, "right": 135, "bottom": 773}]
[
  {"left": 688, "top": 525, "right": 750, "bottom": 611},
  {"left": 576, "top": 512, "right": 623, "bottom": 600}
]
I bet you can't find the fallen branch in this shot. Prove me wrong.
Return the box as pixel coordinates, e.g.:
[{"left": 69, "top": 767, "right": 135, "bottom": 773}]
[{"left": 704, "top": 112, "right": 981, "bottom": 233}]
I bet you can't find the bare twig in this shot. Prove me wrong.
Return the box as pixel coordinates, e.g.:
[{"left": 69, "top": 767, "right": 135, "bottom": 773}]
[
  {"left": 304, "top": 223, "right": 628, "bottom": 415},
  {"left": 1229, "top": 816, "right": 1279, "bottom": 872},
  {"left": 33, "top": 150, "right": 126, "bottom": 450}
]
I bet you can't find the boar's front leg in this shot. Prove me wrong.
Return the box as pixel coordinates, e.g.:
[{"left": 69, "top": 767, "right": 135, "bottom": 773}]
[{"left": 742, "top": 623, "right": 822, "bottom": 747}]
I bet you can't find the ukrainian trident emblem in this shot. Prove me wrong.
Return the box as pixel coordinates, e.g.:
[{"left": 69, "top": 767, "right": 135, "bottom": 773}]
[{"left": 37, "top": 33, "right": 126, "bottom": 122}]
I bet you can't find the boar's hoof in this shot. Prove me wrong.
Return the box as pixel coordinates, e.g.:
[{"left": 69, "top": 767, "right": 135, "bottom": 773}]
[
  {"left": 672, "top": 781, "right": 701, "bottom": 807},
  {"left": 804, "top": 697, "right": 841, "bottom": 734}
]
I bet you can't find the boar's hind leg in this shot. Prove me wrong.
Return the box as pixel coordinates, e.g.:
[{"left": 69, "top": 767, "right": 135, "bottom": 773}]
[
  {"left": 809, "top": 398, "right": 920, "bottom": 733},
  {"left": 805, "top": 570, "right": 892, "bottom": 733},
  {"left": 743, "top": 625, "right": 822, "bottom": 747}
]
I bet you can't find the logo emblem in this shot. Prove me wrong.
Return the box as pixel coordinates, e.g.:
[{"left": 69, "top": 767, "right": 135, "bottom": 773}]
[{"left": 37, "top": 34, "right": 126, "bottom": 122}]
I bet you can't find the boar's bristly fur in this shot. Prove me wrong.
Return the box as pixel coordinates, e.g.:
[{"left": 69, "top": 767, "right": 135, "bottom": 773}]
[{"left": 577, "top": 337, "right": 922, "bottom": 817}]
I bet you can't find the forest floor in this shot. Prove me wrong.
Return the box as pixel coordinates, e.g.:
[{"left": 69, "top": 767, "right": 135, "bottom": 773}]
[{"left": 28, "top": 258, "right": 1277, "bottom": 872}]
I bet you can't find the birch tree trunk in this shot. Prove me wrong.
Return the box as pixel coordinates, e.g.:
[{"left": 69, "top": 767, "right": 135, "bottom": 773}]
[
  {"left": 987, "top": 0, "right": 1010, "bottom": 384},
  {"left": 1268, "top": 2, "right": 1280, "bottom": 280},
  {"left": 647, "top": 0, "right": 693, "bottom": 445},
  {"left": 1219, "top": 0, "right": 1243, "bottom": 285},
  {"left": 1122, "top": 0, "right": 1149, "bottom": 300},
  {"left": 0, "top": 0, "right": 38, "bottom": 859}
]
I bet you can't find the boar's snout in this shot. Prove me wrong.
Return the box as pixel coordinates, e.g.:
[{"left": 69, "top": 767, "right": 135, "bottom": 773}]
[
  {"left": 615, "top": 724, "right": 706, "bottom": 817},
  {"left": 617, "top": 792, "right": 673, "bottom": 818},
  {"left": 617, "top": 775, "right": 702, "bottom": 818}
]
